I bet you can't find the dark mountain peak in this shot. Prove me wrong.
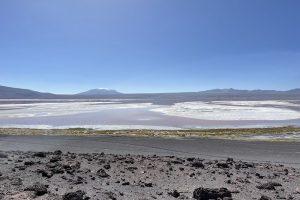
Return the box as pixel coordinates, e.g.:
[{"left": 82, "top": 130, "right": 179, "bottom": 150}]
[
  {"left": 286, "top": 88, "right": 300, "bottom": 93},
  {"left": 202, "top": 88, "right": 248, "bottom": 93},
  {"left": 201, "top": 88, "right": 287, "bottom": 94},
  {"left": 77, "top": 88, "right": 122, "bottom": 96},
  {"left": 0, "top": 85, "right": 55, "bottom": 99}
]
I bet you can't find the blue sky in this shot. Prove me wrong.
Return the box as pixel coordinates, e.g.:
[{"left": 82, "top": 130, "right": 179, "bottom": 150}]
[{"left": 0, "top": 0, "right": 299, "bottom": 94}]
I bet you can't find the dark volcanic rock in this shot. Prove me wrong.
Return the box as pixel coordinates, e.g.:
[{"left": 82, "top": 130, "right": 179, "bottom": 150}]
[
  {"left": 187, "top": 157, "right": 195, "bottom": 162},
  {"left": 63, "top": 162, "right": 81, "bottom": 174},
  {"left": 235, "top": 162, "right": 254, "bottom": 169},
  {"left": 126, "top": 166, "right": 138, "bottom": 172},
  {"left": 226, "top": 158, "right": 234, "bottom": 163},
  {"left": 37, "top": 169, "right": 54, "bottom": 178},
  {"left": 0, "top": 153, "right": 8, "bottom": 158},
  {"left": 193, "top": 187, "right": 232, "bottom": 200},
  {"left": 25, "top": 182, "right": 48, "bottom": 196},
  {"left": 103, "top": 164, "right": 111, "bottom": 170},
  {"left": 168, "top": 190, "right": 180, "bottom": 198},
  {"left": 24, "top": 161, "right": 34, "bottom": 166},
  {"left": 260, "top": 195, "right": 272, "bottom": 200},
  {"left": 0, "top": 151, "right": 299, "bottom": 200},
  {"left": 217, "top": 162, "right": 230, "bottom": 168},
  {"left": 191, "top": 162, "right": 204, "bottom": 168},
  {"left": 33, "top": 152, "right": 47, "bottom": 158},
  {"left": 97, "top": 169, "right": 110, "bottom": 178},
  {"left": 63, "top": 190, "right": 87, "bottom": 200},
  {"left": 74, "top": 176, "right": 84, "bottom": 184},
  {"left": 104, "top": 191, "right": 117, "bottom": 200},
  {"left": 50, "top": 155, "right": 62, "bottom": 163},
  {"left": 144, "top": 182, "right": 153, "bottom": 187},
  {"left": 11, "top": 178, "right": 23, "bottom": 186},
  {"left": 257, "top": 182, "right": 282, "bottom": 190},
  {"left": 54, "top": 150, "right": 63, "bottom": 155},
  {"left": 122, "top": 181, "right": 130, "bottom": 185},
  {"left": 51, "top": 164, "right": 65, "bottom": 174},
  {"left": 18, "top": 165, "right": 27, "bottom": 170}
]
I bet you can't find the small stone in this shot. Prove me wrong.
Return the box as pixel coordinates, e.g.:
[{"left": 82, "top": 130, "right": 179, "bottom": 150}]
[
  {"left": 54, "top": 150, "right": 63, "bottom": 155},
  {"left": 63, "top": 190, "right": 86, "bottom": 200},
  {"left": 0, "top": 153, "right": 8, "bottom": 158},
  {"left": 33, "top": 152, "right": 46, "bottom": 158},
  {"left": 145, "top": 182, "right": 153, "bottom": 187},
  {"left": 187, "top": 158, "right": 195, "bottom": 162},
  {"left": 122, "top": 182, "right": 130, "bottom": 185},
  {"left": 191, "top": 162, "right": 204, "bottom": 168},
  {"left": 97, "top": 169, "right": 110, "bottom": 178},
  {"left": 50, "top": 156, "right": 61, "bottom": 163},
  {"left": 257, "top": 182, "right": 282, "bottom": 190},
  {"left": 260, "top": 195, "right": 272, "bottom": 200},
  {"left": 168, "top": 190, "right": 180, "bottom": 198},
  {"left": 11, "top": 178, "right": 23, "bottom": 186},
  {"left": 217, "top": 162, "right": 229, "bottom": 168},
  {"left": 24, "top": 161, "right": 34, "bottom": 166},
  {"left": 103, "top": 164, "right": 111, "bottom": 170}
]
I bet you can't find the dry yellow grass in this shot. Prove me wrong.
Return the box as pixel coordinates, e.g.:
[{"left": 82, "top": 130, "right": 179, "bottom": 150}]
[{"left": 0, "top": 126, "right": 299, "bottom": 141}]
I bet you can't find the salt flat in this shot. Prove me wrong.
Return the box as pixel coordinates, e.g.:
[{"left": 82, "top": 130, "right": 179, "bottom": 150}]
[
  {"left": 0, "top": 102, "right": 153, "bottom": 119},
  {"left": 0, "top": 100, "right": 300, "bottom": 130},
  {"left": 151, "top": 101, "right": 300, "bottom": 120}
]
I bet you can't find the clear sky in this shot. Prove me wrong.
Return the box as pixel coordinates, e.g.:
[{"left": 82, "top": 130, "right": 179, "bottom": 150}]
[{"left": 0, "top": 0, "right": 299, "bottom": 94}]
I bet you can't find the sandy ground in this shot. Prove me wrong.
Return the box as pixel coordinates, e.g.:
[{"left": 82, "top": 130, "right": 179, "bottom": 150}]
[
  {"left": 0, "top": 151, "right": 300, "bottom": 200},
  {"left": 1, "top": 134, "right": 300, "bottom": 199}
]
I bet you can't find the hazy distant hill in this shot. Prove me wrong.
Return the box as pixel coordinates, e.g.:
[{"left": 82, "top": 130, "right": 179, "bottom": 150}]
[
  {"left": 77, "top": 88, "right": 122, "bottom": 96},
  {"left": 1, "top": 85, "right": 300, "bottom": 104},
  {"left": 286, "top": 89, "right": 300, "bottom": 94},
  {"left": 0, "top": 85, "right": 56, "bottom": 99},
  {"left": 201, "top": 88, "right": 280, "bottom": 94}
]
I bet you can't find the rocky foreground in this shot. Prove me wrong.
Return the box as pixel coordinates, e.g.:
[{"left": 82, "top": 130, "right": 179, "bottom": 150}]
[{"left": 0, "top": 151, "right": 299, "bottom": 200}]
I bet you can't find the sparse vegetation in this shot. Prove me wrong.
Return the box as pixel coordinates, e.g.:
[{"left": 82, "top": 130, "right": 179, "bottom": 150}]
[{"left": 0, "top": 126, "right": 299, "bottom": 141}]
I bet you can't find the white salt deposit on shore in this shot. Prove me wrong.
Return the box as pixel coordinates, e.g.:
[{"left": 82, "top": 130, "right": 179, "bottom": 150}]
[
  {"left": 0, "top": 102, "right": 154, "bottom": 119},
  {"left": 212, "top": 100, "right": 300, "bottom": 107},
  {"left": 0, "top": 124, "right": 181, "bottom": 130},
  {"left": 151, "top": 101, "right": 300, "bottom": 121}
]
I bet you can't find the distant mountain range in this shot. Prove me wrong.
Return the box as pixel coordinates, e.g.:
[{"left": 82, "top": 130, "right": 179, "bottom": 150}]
[
  {"left": 77, "top": 88, "right": 121, "bottom": 96},
  {"left": 201, "top": 88, "right": 300, "bottom": 94},
  {"left": 0, "top": 85, "right": 56, "bottom": 99},
  {"left": 1, "top": 85, "right": 300, "bottom": 103}
]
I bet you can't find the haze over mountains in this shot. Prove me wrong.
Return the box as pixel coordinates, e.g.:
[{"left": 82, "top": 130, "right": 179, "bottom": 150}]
[{"left": 1, "top": 85, "right": 300, "bottom": 104}]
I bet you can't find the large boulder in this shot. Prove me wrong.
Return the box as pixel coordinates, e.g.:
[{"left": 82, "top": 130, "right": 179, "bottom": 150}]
[
  {"left": 193, "top": 187, "right": 232, "bottom": 200},
  {"left": 24, "top": 182, "right": 48, "bottom": 196}
]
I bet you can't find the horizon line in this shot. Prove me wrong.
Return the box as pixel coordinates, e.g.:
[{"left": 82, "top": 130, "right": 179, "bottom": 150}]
[{"left": 1, "top": 84, "right": 299, "bottom": 95}]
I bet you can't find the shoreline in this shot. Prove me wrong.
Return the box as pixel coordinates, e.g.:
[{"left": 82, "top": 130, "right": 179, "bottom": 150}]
[{"left": 0, "top": 127, "right": 300, "bottom": 142}]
